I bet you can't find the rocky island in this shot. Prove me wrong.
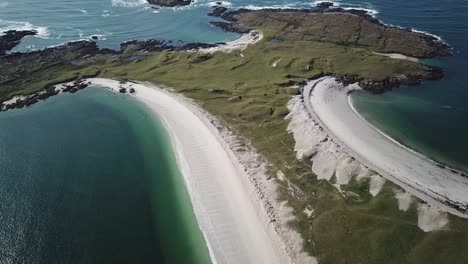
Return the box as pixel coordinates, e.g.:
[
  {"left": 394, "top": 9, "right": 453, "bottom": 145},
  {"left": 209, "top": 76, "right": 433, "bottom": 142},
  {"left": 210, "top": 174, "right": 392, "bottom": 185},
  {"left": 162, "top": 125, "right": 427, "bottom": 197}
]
[{"left": 146, "top": 0, "right": 191, "bottom": 7}]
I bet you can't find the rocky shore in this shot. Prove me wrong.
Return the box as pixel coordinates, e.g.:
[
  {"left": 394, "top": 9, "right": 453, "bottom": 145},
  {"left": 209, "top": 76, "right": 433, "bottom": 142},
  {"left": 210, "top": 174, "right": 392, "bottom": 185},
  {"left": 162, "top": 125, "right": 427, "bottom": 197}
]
[
  {"left": 0, "top": 79, "right": 90, "bottom": 112},
  {"left": 334, "top": 66, "right": 444, "bottom": 93},
  {"left": 0, "top": 30, "right": 37, "bottom": 56}
]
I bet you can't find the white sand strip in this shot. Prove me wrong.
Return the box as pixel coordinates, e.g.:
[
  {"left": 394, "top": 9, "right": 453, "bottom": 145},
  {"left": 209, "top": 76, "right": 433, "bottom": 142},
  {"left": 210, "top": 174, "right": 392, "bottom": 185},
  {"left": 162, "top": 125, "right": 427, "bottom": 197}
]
[
  {"left": 73, "top": 78, "right": 314, "bottom": 264},
  {"left": 196, "top": 30, "right": 263, "bottom": 53},
  {"left": 304, "top": 77, "right": 468, "bottom": 218},
  {"left": 372, "top": 52, "right": 419, "bottom": 62}
]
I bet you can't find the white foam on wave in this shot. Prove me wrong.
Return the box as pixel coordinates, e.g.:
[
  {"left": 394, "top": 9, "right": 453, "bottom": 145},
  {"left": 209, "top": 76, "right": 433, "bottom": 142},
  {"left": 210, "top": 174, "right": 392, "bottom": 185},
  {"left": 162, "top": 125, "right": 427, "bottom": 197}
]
[
  {"left": 206, "top": 1, "right": 232, "bottom": 7},
  {"left": 0, "top": 1, "right": 8, "bottom": 8},
  {"left": 111, "top": 0, "right": 147, "bottom": 7},
  {"left": 409, "top": 28, "right": 443, "bottom": 41},
  {"left": 240, "top": 2, "right": 308, "bottom": 10},
  {"left": 0, "top": 19, "right": 50, "bottom": 39}
]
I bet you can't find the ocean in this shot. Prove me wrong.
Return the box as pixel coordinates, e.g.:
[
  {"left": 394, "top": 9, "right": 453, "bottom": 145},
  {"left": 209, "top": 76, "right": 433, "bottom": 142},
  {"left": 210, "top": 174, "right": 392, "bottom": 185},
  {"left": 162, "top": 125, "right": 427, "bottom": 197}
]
[
  {"left": 0, "top": 88, "right": 211, "bottom": 263},
  {"left": 1, "top": 0, "right": 468, "bottom": 262}
]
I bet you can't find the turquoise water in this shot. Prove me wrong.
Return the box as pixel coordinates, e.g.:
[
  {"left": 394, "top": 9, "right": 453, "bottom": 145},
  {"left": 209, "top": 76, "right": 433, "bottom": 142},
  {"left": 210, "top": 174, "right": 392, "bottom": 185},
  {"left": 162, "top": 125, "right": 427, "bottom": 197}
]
[
  {"left": 0, "top": 88, "right": 211, "bottom": 263},
  {"left": 350, "top": 0, "right": 468, "bottom": 172}
]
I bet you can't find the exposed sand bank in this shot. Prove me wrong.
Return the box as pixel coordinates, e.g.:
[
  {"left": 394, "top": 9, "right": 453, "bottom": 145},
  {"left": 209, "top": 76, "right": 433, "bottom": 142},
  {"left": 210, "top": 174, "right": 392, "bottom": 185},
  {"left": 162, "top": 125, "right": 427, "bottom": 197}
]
[
  {"left": 57, "top": 78, "right": 315, "bottom": 264},
  {"left": 302, "top": 77, "right": 468, "bottom": 220},
  {"left": 197, "top": 30, "right": 263, "bottom": 53}
]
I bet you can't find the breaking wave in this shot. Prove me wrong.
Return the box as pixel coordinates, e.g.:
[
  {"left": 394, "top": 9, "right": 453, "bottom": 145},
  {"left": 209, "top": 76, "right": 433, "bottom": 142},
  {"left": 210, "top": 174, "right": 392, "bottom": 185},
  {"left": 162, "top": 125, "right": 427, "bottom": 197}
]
[
  {"left": 111, "top": 0, "right": 147, "bottom": 7},
  {"left": 0, "top": 19, "right": 50, "bottom": 39}
]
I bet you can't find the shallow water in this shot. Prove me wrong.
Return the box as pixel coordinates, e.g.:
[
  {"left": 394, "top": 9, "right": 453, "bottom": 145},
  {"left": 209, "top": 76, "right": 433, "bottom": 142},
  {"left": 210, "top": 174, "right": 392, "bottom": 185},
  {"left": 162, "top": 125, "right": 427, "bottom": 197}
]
[
  {"left": 0, "top": 88, "right": 211, "bottom": 263},
  {"left": 351, "top": 0, "right": 468, "bottom": 172}
]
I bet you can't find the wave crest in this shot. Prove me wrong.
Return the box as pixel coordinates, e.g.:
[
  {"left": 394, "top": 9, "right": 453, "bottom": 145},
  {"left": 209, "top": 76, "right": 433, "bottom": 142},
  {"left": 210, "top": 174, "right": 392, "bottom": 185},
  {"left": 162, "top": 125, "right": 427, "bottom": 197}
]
[
  {"left": 0, "top": 19, "right": 50, "bottom": 39},
  {"left": 111, "top": 0, "right": 147, "bottom": 7}
]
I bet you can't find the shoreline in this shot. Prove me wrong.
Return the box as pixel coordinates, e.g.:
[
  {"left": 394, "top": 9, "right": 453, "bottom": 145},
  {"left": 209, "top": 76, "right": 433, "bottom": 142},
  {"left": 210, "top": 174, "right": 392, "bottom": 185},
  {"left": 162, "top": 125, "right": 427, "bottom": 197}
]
[
  {"left": 302, "top": 77, "right": 468, "bottom": 217},
  {"left": 60, "top": 78, "right": 315, "bottom": 264},
  {"left": 348, "top": 93, "right": 467, "bottom": 175}
]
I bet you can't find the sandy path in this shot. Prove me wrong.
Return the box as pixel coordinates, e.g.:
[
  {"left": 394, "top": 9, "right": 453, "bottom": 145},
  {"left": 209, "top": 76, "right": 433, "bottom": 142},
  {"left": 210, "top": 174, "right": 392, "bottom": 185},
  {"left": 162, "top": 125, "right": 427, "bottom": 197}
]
[
  {"left": 372, "top": 52, "right": 419, "bottom": 62},
  {"left": 84, "top": 78, "right": 290, "bottom": 264},
  {"left": 304, "top": 77, "right": 468, "bottom": 217}
]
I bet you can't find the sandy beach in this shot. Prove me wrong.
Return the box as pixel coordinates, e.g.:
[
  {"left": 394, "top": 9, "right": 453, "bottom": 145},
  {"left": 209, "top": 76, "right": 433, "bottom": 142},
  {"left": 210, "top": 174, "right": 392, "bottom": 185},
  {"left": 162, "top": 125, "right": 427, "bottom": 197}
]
[
  {"left": 196, "top": 30, "right": 263, "bottom": 54},
  {"left": 303, "top": 77, "right": 468, "bottom": 217},
  {"left": 64, "top": 78, "right": 315, "bottom": 264}
]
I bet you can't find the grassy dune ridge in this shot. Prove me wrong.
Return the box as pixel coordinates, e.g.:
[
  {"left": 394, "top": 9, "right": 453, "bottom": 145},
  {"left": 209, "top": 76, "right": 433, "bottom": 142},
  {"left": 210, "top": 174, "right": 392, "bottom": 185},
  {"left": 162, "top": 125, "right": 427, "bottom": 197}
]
[{"left": 1, "top": 9, "right": 468, "bottom": 264}]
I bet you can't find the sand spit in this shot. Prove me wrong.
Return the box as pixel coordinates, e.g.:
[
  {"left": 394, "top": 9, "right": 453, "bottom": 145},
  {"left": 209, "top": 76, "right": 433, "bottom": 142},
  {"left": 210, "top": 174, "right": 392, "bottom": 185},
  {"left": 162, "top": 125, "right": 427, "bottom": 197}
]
[
  {"left": 57, "top": 78, "right": 315, "bottom": 264},
  {"left": 197, "top": 30, "right": 263, "bottom": 53},
  {"left": 298, "top": 77, "right": 468, "bottom": 221}
]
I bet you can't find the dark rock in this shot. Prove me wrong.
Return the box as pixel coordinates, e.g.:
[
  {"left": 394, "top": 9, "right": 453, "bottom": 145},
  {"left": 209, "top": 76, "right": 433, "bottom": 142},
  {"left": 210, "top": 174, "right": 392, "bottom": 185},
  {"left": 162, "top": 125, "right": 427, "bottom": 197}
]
[
  {"left": 333, "top": 65, "right": 445, "bottom": 93},
  {"left": 119, "top": 87, "right": 127, "bottom": 93},
  {"left": 316, "top": 1, "right": 334, "bottom": 9},
  {"left": 129, "top": 88, "right": 136, "bottom": 94},
  {"left": 121, "top": 39, "right": 173, "bottom": 53},
  {"left": 178, "top": 42, "right": 218, "bottom": 51},
  {"left": 90, "top": 35, "right": 99, "bottom": 41},
  {"left": 0, "top": 30, "right": 37, "bottom": 56},
  {"left": 208, "top": 6, "right": 228, "bottom": 17},
  {"left": 146, "top": 0, "right": 192, "bottom": 7}
]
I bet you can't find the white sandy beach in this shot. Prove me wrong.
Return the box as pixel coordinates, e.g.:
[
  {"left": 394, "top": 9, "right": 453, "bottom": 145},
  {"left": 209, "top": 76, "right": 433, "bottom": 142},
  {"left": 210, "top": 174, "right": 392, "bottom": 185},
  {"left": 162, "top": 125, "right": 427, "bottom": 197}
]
[
  {"left": 303, "top": 77, "right": 468, "bottom": 218},
  {"left": 67, "top": 78, "right": 315, "bottom": 264},
  {"left": 197, "top": 30, "right": 263, "bottom": 53}
]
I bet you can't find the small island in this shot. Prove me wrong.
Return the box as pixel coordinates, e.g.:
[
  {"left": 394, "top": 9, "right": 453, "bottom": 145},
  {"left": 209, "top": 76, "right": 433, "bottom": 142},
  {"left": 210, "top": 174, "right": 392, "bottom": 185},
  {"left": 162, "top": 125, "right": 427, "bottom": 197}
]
[{"left": 146, "top": 0, "right": 191, "bottom": 7}]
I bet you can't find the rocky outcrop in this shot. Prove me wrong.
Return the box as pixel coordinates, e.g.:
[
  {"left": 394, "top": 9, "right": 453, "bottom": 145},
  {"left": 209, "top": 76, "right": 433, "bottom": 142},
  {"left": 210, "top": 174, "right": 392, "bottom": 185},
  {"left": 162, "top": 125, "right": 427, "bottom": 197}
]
[
  {"left": 316, "top": 1, "right": 334, "bottom": 9},
  {"left": 0, "top": 79, "right": 91, "bottom": 112},
  {"left": 208, "top": 6, "right": 228, "bottom": 17},
  {"left": 335, "top": 66, "right": 444, "bottom": 93},
  {"left": 0, "top": 30, "right": 37, "bottom": 56},
  {"left": 120, "top": 39, "right": 217, "bottom": 53},
  {"left": 146, "top": 0, "right": 191, "bottom": 7}
]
